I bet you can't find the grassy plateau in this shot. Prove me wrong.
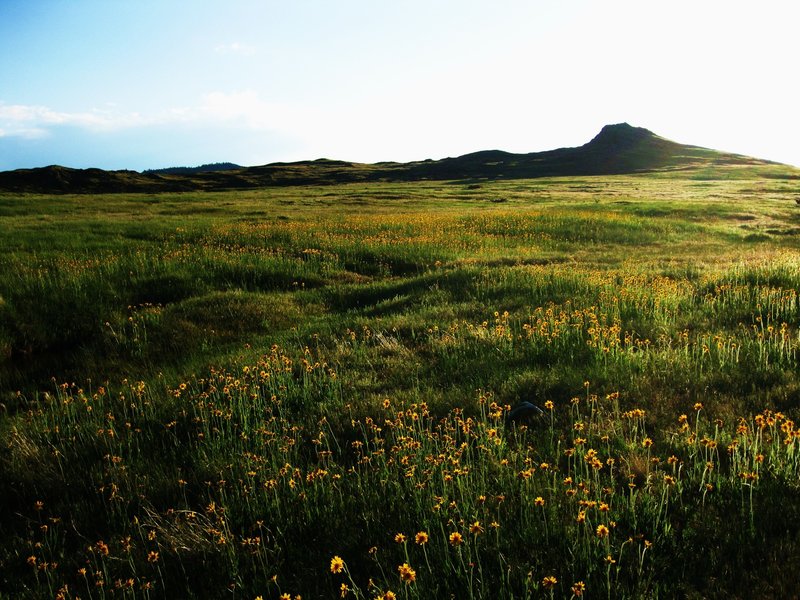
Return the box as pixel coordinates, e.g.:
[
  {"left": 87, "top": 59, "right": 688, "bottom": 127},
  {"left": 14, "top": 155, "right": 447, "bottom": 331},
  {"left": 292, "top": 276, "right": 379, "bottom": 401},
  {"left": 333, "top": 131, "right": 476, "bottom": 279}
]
[{"left": 2, "top": 168, "right": 800, "bottom": 598}]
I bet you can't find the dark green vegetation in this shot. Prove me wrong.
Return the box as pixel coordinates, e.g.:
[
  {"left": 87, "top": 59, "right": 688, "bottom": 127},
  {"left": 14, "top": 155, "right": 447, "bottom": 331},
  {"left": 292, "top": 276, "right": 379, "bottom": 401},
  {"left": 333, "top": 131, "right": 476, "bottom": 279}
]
[
  {"left": 143, "top": 163, "right": 243, "bottom": 176},
  {"left": 0, "top": 123, "right": 792, "bottom": 195},
  {"left": 3, "top": 165, "right": 800, "bottom": 599}
]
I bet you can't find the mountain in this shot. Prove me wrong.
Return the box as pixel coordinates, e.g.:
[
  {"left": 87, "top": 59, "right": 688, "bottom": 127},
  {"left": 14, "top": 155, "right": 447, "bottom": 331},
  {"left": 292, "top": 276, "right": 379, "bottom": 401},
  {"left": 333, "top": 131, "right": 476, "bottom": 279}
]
[{"left": 0, "top": 123, "right": 793, "bottom": 194}]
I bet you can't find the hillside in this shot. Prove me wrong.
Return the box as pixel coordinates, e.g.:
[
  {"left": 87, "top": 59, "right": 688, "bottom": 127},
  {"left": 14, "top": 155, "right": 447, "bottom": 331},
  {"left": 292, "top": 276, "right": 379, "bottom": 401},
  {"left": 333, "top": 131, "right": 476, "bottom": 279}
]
[{"left": 0, "top": 123, "right": 795, "bottom": 194}]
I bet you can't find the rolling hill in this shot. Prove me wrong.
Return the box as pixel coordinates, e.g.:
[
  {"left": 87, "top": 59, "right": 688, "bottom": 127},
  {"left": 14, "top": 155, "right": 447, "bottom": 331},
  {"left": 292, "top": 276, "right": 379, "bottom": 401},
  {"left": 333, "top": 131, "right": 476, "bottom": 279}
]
[{"left": 0, "top": 123, "right": 794, "bottom": 194}]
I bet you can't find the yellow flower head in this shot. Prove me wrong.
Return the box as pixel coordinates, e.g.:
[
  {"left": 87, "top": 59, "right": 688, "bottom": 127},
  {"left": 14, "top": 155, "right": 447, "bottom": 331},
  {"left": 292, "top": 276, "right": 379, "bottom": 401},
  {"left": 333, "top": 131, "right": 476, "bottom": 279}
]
[
  {"left": 449, "top": 532, "right": 464, "bottom": 546},
  {"left": 330, "top": 555, "right": 345, "bottom": 574},
  {"left": 397, "top": 563, "right": 416, "bottom": 584},
  {"left": 414, "top": 531, "right": 429, "bottom": 545},
  {"left": 469, "top": 521, "right": 484, "bottom": 536},
  {"left": 394, "top": 533, "right": 407, "bottom": 544},
  {"left": 534, "top": 496, "right": 545, "bottom": 507},
  {"left": 542, "top": 575, "right": 558, "bottom": 589},
  {"left": 571, "top": 581, "right": 586, "bottom": 597},
  {"left": 596, "top": 524, "right": 610, "bottom": 538}
]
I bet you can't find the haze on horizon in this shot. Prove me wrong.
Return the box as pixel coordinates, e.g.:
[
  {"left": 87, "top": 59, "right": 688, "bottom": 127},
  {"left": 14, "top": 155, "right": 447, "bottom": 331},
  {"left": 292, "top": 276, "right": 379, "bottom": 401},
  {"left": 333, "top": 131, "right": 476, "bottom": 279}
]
[{"left": 1, "top": 0, "right": 799, "bottom": 172}]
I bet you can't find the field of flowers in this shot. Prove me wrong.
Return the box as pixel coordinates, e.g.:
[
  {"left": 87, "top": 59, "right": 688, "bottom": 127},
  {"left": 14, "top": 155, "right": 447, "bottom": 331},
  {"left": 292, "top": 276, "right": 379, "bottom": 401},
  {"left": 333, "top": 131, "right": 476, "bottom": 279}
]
[{"left": 2, "top": 174, "right": 800, "bottom": 598}]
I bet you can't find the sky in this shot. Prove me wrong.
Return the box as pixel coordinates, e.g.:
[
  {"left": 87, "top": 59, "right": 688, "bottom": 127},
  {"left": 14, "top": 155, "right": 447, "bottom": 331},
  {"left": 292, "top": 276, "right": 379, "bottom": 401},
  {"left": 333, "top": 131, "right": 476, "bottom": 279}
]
[{"left": 1, "top": 0, "right": 799, "bottom": 171}]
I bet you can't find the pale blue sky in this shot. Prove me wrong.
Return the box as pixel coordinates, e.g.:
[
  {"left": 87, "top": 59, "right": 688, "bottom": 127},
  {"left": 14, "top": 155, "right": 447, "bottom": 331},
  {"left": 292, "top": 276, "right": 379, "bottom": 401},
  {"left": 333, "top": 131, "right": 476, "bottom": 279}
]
[{"left": 1, "top": 0, "right": 798, "bottom": 171}]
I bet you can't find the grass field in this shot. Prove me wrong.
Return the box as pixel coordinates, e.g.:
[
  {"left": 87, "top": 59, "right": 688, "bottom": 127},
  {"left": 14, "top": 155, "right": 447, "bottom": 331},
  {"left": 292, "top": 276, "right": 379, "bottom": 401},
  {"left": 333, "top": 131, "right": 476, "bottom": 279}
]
[{"left": 2, "top": 169, "right": 800, "bottom": 598}]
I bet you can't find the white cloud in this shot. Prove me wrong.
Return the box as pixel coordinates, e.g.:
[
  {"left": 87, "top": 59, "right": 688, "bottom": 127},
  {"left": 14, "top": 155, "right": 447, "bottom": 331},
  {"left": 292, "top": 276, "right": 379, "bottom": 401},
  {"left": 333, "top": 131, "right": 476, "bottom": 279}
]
[
  {"left": 0, "top": 91, "right": 308, "bottom": 140},
  {"left": 0, "top": 102, "right": 154, "bottom": 137},
  {"left": 196, "top": 90, "right": 312, "bottom": 131},
  {"left": 214, "top": 42, "right": 256, "bottom": 56}
]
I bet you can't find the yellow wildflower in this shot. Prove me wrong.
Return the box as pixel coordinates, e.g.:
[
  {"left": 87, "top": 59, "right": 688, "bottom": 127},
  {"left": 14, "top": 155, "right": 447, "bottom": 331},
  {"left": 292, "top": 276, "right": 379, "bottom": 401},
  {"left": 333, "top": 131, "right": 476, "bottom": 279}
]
[
  {"left": 397, "top": 563, "right": 416, "bottom": 584},
  {"left": 542, "top": 575, "right": 558, "bottom": 589},
  {"left": 330, "top": 555, "right": 345, "bottom": 574}
]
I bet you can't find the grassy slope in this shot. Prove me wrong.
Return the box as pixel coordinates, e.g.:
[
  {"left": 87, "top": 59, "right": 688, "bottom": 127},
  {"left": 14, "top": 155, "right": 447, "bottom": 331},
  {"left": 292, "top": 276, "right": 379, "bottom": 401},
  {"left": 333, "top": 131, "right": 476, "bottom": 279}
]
[{"left": 2, "top": 168, "right": 800, "bottom": 597}]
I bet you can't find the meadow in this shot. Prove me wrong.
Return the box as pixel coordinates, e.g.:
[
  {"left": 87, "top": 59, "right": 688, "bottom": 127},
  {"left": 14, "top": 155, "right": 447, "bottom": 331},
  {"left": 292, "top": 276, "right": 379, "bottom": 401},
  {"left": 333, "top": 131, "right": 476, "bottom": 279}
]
[{"left": 2, "top": 170, "right": 800, "bottom": 598}]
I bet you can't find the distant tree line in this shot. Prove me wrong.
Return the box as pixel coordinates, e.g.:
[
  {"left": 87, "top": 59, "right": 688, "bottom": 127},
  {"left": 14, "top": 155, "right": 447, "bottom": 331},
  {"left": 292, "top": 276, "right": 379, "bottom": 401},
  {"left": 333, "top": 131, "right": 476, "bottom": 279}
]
[{"left": 143, "top": 162, "right": 241, "bottom": 175}]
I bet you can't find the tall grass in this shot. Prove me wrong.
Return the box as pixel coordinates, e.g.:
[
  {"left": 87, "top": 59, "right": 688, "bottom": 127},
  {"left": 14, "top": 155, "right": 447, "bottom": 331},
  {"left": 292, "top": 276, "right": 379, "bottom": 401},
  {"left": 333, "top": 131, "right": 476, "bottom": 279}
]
[{"left": 2, "top": 175, "right": 800, "bottom": 597}]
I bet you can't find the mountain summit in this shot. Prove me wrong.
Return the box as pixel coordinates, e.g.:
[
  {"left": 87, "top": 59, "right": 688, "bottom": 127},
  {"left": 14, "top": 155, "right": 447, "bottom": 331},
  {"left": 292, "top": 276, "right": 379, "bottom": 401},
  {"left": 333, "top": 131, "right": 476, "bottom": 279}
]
[
  {"left": 0, "top": 124, "right": 789, "bottom": 194},
  {"left": 587, "top": 122, "right": 661, "bottom": 148}
]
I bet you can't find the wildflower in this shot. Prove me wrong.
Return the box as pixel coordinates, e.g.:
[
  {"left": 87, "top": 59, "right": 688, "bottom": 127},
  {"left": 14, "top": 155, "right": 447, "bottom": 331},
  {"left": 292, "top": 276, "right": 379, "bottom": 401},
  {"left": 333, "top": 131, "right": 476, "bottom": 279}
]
[
  {"left": 397, "top": 563, "right": 416, "bottom": 584},
  {"left": 383, "top": 592, "right": 397, "bottom": 600},
  {"left": 544, "top": 400, "right": 554, "bottom": 410},
  {"left": 664, "top": 475, "right": 676, "bottom": 486},
  {"left": 576, "top": 510, "right": 586, "bottom": 524},
  {"left": 26, "top": 556, "right": 36, "bottom": 566},
  {"left": 330, "top": 555, "right": 345, "bottom": 574},
  {"left": 340, "top": 583, "right": 349, "bottom": 597},
  {"left": 542, "top": 575, "right": 558, "bottom": 589},
  {"left": 534, "top": 496, "right": 545, "bottom": 507},
  {"left": 469, "top": 521, "right": 484, "bottom": 536},
  {"left": 604, "top": 554, "right": 616, "bottom": 565},
  {"left": 147, "top": 551, "right": 159, "bottom": 563},
  {"left": 599, "top": 502, "right": 610, "bottom": 512},
  {"left": 641, "top": 437, "right": 653, "bottom": 448},
  {"left": 571, "top": 581, "right": 586, "bottom": 597},
  {"left": 394, "top": 533, "right": 407, "bottom": 544},
  {"left": 414, "top": 531, "right": 429, "bottom": 545},
  {"left": 490, "top": 521, "right": 500, "bottom": 529},
  {"left": 280, "top": 595, "right": 290, "bottom": 600},
  {"left": 694, "top": 402, "right": 703, "bottom": 412},
  {"left": 596, "top": 524, "right": 610, "bottom": 538},
  {"left": 449, "top": 532, "right": 464, "bottom": 546}
]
